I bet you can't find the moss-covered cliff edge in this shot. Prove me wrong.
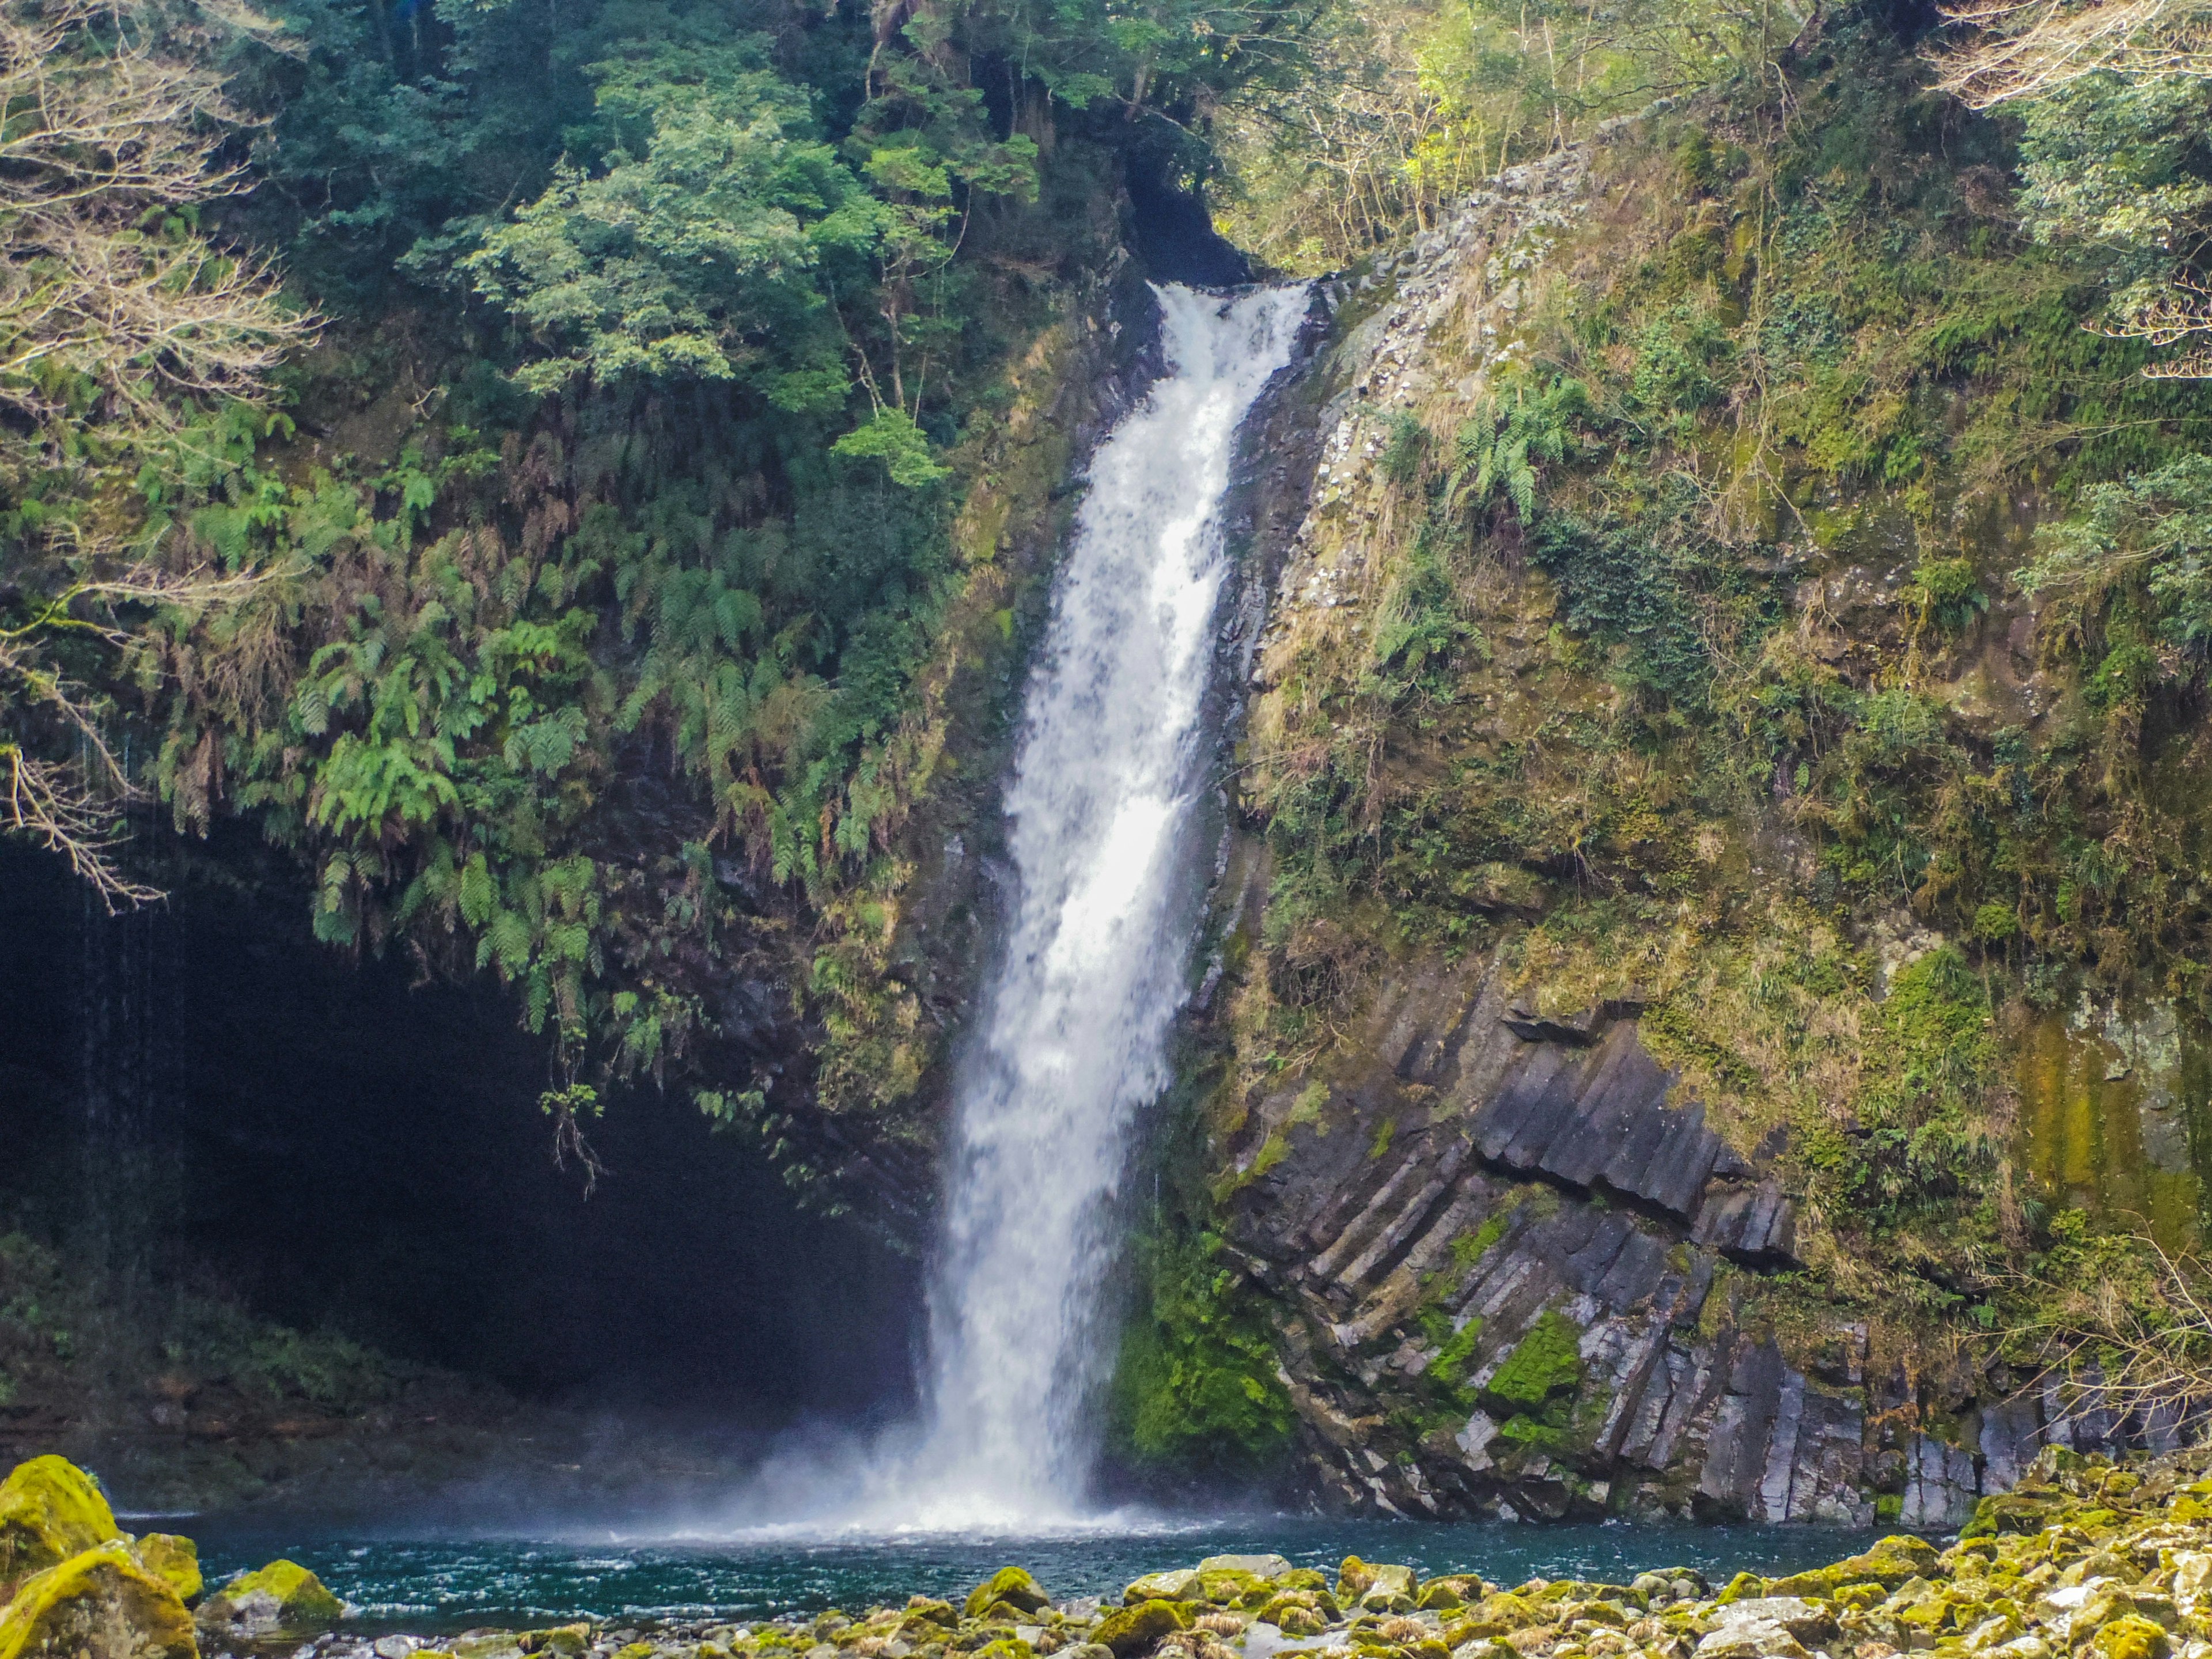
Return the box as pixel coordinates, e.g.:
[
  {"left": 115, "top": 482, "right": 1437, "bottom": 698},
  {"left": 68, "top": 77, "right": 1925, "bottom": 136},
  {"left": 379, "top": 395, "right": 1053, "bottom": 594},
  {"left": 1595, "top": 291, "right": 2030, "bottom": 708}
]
[{"left": 1111, "top": 12, "right": 2212, "bottom": 1521}]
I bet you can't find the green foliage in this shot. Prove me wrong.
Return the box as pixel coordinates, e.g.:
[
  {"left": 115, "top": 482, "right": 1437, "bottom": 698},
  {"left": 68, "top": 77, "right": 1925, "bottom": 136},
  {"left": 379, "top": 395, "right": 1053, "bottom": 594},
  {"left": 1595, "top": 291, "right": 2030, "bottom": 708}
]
[
  {"left": 1109, "top": 1230, "right": 1296, "bottom": 1479},
  {"left": 1801, "top": 945, "right": 1998, "bottom": 1230},
  {"left": 456, "top": 40, "right": 873, "bottom": 397}
]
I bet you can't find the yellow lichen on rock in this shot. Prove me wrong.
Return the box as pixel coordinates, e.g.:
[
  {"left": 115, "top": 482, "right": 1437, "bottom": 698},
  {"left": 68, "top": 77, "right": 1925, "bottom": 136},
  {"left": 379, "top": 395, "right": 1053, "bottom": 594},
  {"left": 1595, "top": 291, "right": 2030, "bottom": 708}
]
[
  {"left": 0, "top": 1539, "right": 196, "bottom": 1659},
  {"left": 0, "top": 1458, "right": 122, "bottom": 1602},
  {"left": 194, "top": 1559, "right": 343, "bottom": 1641},
  {"left": 127, "top": 1539, "right": 199, "bottom": 1607}
]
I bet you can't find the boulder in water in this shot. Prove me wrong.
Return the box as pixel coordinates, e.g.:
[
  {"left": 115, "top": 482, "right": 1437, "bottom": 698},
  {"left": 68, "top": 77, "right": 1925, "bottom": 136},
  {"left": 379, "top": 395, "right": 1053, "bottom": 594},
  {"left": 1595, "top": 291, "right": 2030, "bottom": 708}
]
[
  {"left": 0, "top": 1457, "right": 122, "bottom": 1601},
  {"left": 1094, "top": 1600, "right": 1192, "bottom": 1657},
  {"left": 195, "top": 1559, "right": 343, "bottom": 1639},
  {"left": 0, "top": 1538, "right": 196, "bottom": 1659},
  {"left": 964, "top": 1570, "right": 1050, "bottom": 1620}
]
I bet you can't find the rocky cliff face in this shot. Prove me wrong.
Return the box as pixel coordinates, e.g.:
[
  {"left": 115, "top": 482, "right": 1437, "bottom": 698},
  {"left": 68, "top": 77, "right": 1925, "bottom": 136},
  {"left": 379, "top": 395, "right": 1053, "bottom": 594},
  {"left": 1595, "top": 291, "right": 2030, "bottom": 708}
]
[{"left": 1177, "top": 105, "right": 2212, "bottom": 1522}]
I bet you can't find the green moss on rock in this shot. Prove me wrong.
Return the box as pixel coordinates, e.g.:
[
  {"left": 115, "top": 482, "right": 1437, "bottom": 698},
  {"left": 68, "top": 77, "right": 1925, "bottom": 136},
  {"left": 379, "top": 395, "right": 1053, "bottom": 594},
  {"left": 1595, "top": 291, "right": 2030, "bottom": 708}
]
[
  {"left": 1122, "top": 1572, "right": 1200, "bottom": 1607},
  {"left": 0, "top": 1457, "right": 121, "bottom": 1602},
  {"left": 0, "top": 1540, "right": 196, "bottom": 1659},
  {"left": 1093, "top": 1601, "right": 1190, "bottom": 1657},
  {"left": 195, "top": 1558, "right": 343, "bottom": 1639},
  {"left": 1482, "top": 1312, "right": 1584, "bottom": 1411},
  {"left": 130, "top": 1536, "right": 200, "bottom": 1606},
  {"left": 965, "top": 1570, "right": 1050, "bottom": 1620}
]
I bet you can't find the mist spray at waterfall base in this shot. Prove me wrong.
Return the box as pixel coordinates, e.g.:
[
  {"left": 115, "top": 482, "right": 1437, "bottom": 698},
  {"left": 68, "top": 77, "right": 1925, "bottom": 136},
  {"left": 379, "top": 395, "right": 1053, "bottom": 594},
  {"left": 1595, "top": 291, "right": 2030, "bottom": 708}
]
[{"left": 698, "top": 284, "right": 1310, "bottom": 1537}]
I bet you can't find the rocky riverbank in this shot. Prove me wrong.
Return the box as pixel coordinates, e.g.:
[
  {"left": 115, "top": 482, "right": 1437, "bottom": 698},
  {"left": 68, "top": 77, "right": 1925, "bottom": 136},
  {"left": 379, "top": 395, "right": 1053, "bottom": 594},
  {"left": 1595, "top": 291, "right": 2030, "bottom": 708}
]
[{"left": 13, "top": 1448, "right": 2212, "bottom": 1659}]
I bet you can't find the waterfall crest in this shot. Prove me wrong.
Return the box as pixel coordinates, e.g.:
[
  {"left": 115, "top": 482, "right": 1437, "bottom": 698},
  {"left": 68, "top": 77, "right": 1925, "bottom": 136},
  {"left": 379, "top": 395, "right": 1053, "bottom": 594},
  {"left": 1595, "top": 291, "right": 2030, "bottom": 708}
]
[{"left": 907, "top": 282, "right": 1310, "bottom": 1525}]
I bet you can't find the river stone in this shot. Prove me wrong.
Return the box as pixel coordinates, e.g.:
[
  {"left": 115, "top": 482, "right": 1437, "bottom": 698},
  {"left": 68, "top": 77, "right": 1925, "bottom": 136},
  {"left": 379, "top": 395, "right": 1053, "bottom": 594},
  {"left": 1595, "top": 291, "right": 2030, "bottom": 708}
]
[
  {"left": 1710, "top": 1599, "right": 1832, "bottom": 1641},
  {"left": 0, "top": 1456, "right": 122, "bottom": 1601},
  {"left": 1094, "top": 1600, "right": 1192, "bottom": 1656},
  {"left": 967, "top": 1570, "right": 1051, "bottom": 1619},
  {"left": 198, "top": 1558, "right": 344, "bottom": 1639},
  {"left": 1198, "top": 1558, "right": 1293, "bottom": 1584},
  {"left": 1695, "top": 1623, "right": 1809, "bottom": 1659},
  {"left": 1123, "top": 1573, "right": 1202, "bottom": 1607},
  {"left": 0, "top": 1539, "right": 196, "bottom": 1659},
  {"left": 1358, "top": 1567, "right": 1417, "bottom": 1614}
]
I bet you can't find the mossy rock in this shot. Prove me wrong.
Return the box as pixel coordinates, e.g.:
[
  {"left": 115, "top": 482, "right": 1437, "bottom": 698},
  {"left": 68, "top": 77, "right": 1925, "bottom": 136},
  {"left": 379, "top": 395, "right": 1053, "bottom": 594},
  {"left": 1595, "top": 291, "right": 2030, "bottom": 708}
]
[
  {"left": 966, "top": 1572, "right": 1050, "bottom": 1620},
  {"left": 1093, "top": 1601, "right": 1191, "bottom": 1657},
  {"left": 1358, "top": 1566, "right": 1416, "bottom": 1614},
  {"left": 1338, "top": 1559, "right": 1378, "bottom": 1603},
  {"left": 615, "top": 1643, "right": 659, "bottom": 1659},
  {"left": 971, "top": 1640, "right": 1034, "bottom": 1659},
  {"left": 1419, "top": 1578, "right": 1485, "bottom": 1613},
  {"left": 1197, "top": 1571, "right": 1266, "bottom": 1607},
  {"left": 1260, "top": 1603, "right": 1327, "bottom": 1638},
  {"left": 906, "top": 1601, "right": 961, "bottom": 1630},
  {"left": 1715, "top": 1574, "right": 1767, "bottom": 1606},
  {"left": 1461, "top": 1593, "right": 1537, "bottom": 1635},
  {"left": 522, "top": 1624, "right": 593, "bottom": 1656},
  {"left": 1279, "top": 1572, "right": 1331, "bottom": 1597},
  {"left": 1123, "top": 1573, "right": 1200, "bottom": 1608},
  {"left": 0, "top": 1457, "right": 122, "bottom": 1602},
  {"left": 131, "top": 1536, "right": 200, "bottom": 1606},
  {"left": 0, "top": 1539, "right": 196, "bottom": 1659},
  {"left": 1763, "top": 1573, "right": 1836, "bottom": 1600},
  {"left": 1828, "top": 1539, "right": 1941, "bottom": 1590},
  {"left": 1199, "top": 1557, "right": 1291, "bottom": 1583},
  {"left": 2092, "top": 1616, "right": 2171, "bottom": 1659},
  {"left": 195, "top": 1558, "right": 343, "bottom": 1639}
]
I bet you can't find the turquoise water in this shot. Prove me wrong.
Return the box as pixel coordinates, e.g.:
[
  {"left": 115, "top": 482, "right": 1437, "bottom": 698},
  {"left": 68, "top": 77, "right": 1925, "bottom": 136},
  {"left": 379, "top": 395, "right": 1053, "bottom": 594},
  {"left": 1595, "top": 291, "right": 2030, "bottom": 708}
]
[{"left": 190, "top": 1520, "right": 1886, "bottom": 1632}]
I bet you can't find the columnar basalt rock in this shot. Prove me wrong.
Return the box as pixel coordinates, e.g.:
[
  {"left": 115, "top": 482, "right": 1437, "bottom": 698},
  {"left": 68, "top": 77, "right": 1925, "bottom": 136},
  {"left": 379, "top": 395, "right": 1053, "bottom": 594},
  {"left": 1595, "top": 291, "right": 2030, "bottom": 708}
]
[{"left": 1214, "top": 941, "right": 2157, "bottom": 1521}]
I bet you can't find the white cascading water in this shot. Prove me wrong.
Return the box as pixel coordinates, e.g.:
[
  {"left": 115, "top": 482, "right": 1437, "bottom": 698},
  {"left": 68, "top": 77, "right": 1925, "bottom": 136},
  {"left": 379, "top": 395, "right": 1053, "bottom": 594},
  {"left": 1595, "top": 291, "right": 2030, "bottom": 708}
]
[{"left": 906, "top": 282, "right": 1310, "bottom": 1525}]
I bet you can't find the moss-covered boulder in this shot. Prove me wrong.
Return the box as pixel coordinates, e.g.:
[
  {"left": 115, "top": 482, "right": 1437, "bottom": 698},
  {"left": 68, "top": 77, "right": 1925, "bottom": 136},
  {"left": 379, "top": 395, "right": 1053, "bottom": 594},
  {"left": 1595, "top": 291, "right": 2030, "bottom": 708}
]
[
  {"left": 130, "top": 1537, "right": 200, "bottom": 1606},
  {"left": 0, "top": 1457, "right": 122, "bottom": 1602},
  {"left": 967, "top": 1570, "right": 1051, "bottom": 1620},
  {"left": 1094, "top": 1600, "right": 1191, "bottom": 1657},
  {"left": 1416, "top": 1577, "right": 1484, "bottom": 1613},
  {"left": 2093, "top": 1615, "right": 2172, "bottom": 1659},
  {"left": 1256, "top": 1597, "right": 1327, "bottom": 1638},
  {"left": 1198, "top": 1558, "right": 1291, "bottom": 1584},
  {"left": 1831, "top": 1537, "right": 1942, "bottom": 1588},
  {"left": 1123, "top": 1573, "right": 1200, "bottom": 1607},
  {"left": 194, "top": 1559, "right": 343, "bottom": 1641},
  {"left": 0, "top": 1539, "right": 196, "bottom": 1659},
  {"left": 521, "top": 1624, "right": 593, "bottom": 1656},
  {"left": 1357, "top": 1566, "right": 1416, "bottom": 1614}
]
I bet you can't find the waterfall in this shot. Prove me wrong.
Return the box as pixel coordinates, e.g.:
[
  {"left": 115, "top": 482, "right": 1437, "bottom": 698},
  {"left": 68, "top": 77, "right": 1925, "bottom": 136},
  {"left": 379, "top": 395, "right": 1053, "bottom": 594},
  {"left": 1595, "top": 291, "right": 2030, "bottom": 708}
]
[{"left": 906, "top": 282, "right": 1310, "bottom": 1525}]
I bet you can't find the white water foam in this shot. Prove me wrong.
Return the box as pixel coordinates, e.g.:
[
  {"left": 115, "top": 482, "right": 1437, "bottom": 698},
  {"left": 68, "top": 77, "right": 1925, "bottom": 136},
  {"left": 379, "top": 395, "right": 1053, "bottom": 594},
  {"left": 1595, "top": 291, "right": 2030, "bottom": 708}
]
[{"left": 677, "top": 283, "right": 1309, "bottom": 1540}]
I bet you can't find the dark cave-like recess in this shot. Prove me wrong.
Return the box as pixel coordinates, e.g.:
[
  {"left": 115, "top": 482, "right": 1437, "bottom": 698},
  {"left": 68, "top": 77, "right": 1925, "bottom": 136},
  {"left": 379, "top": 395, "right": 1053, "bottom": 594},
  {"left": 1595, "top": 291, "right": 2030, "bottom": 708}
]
[
  {"left": 1125, "top": 158, "right": 1254, "bottom": 290},
  {"left": 0, "top": 840, "right": 922, "bottom": 1422}
]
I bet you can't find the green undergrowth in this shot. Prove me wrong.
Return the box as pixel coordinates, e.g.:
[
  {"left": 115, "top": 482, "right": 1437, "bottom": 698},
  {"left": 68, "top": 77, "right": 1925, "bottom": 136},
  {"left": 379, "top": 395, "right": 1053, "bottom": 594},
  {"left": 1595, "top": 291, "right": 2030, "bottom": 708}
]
[
  {"left": 1107, "top": 1226, "right": 1297, "bottom": 1483},
  {"left": 0, "top": 1229, "right": 429, "bottom": 1418}
]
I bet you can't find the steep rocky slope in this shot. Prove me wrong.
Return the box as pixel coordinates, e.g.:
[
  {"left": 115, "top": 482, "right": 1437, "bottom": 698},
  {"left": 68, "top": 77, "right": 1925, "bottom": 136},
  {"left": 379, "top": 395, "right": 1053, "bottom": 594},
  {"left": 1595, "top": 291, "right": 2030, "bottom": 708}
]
[{"left": 1139, "top": 31, "right": 2212, "bottom": 1521}]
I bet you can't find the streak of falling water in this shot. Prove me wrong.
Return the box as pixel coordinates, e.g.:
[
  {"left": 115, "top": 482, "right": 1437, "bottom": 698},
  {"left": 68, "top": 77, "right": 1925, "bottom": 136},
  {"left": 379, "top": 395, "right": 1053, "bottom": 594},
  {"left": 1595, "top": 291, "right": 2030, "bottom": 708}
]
[{"left": 904, "top": 282, "right": 1310, "bottom": 1525}]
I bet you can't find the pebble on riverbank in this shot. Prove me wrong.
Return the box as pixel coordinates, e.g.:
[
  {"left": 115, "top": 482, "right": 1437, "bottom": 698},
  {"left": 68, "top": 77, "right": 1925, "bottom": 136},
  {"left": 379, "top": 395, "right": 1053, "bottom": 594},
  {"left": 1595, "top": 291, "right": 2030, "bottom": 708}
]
[{"left": 9, "top": 1447, "right": 2212, "bottom": 1659}]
